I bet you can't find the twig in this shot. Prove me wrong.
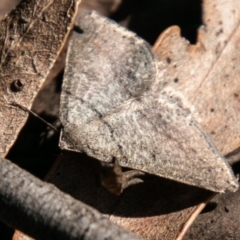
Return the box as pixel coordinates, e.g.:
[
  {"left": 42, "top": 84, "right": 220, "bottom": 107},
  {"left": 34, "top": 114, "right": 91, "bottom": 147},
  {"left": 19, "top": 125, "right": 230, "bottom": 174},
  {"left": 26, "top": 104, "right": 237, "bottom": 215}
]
[
  {"left": 0, "top": 157, "right": 140, "bottom": 240},
  {"left": 10, "top": 102, "right": 59, "bottom": 132},
  {"left": 176, "top": 192, "right": 217, "bottom": 240}
]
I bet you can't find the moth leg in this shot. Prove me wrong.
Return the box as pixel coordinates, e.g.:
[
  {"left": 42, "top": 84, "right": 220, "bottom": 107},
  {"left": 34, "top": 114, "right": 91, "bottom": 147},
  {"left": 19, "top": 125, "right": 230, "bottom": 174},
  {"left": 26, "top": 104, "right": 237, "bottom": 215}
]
[
  {"left": 122, "top": 170, "right": 146, "bottom": 190},
  {"left": 100, "top": 158, "right": 123, "bottom": 195}
]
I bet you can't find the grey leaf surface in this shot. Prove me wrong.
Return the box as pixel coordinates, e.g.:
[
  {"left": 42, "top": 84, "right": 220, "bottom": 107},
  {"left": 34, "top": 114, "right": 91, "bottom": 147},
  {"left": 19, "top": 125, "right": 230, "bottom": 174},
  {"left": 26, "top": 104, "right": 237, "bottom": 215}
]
[{"left": 60, "top": 11, "right": 238, "bottom": 193}]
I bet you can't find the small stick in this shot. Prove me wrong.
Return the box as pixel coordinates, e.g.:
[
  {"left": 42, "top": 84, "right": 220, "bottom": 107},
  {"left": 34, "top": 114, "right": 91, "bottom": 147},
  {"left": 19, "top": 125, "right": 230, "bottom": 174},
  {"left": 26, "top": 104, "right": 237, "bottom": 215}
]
[
  {"left": 10, "top": 102, "right": 59, "bottom": 132},
  {"left": 0, "top": 157, "right": 140, "bottom": 240},
  {"left": 176, "top": 192, "right": 217, "bottom": 240}
]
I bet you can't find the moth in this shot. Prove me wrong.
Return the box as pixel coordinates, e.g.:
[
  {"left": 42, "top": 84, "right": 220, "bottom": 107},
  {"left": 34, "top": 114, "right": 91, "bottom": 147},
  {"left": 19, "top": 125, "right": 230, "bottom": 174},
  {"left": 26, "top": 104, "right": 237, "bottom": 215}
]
[{"left": 59, "top": 11, "right": 238, "bottom": 193}]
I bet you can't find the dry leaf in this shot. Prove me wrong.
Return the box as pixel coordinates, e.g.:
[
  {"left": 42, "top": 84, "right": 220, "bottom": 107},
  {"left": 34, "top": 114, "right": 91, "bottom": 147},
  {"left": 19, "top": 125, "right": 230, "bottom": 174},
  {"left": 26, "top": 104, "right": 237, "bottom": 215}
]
[
  {"left": 0, "top": 0, "right": 79, "bottom": 156},
  {"left": 0, "top": 0, "right": 20, "bottom": 20},
  {"left": 185, "top": 187, "right": 240, "bottom": 239},
  {"left": 12, "top": 231, "right": 33, "bottom": 240},
  {"left": 79, "top": 0, "right": 121, "bottom": 16},
  {"left": 153, "top": 0, "right": 240, "bottom": 156}
]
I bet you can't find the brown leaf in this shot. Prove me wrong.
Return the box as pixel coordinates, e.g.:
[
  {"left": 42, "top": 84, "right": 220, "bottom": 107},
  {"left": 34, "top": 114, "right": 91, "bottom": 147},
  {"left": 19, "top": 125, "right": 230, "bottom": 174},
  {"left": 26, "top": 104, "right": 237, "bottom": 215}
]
[
  {"left": 12, "top": 231, "right": 33, "bottom": 240},
  {"left": 0, "top": 0, "right": 79, "bottom": 156},
  {"left": 0, "top": 0, "right": 20, "bottom": 20},
  {"left": 184, "top": 187, "right": 240, "bottom": 239},
  {"left": 153, "top": 0, "right": 240, "bottom": 156},
  {"left": 79, "top": 0, "right": 121, "bottom": 16}
]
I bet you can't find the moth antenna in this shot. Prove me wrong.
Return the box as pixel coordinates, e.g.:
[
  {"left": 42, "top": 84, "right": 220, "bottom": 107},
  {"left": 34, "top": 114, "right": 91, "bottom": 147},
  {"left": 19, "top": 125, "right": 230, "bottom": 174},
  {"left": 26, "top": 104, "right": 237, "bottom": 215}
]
[{"left": 10, "top": 102, "right": 59, "bottom": 133}]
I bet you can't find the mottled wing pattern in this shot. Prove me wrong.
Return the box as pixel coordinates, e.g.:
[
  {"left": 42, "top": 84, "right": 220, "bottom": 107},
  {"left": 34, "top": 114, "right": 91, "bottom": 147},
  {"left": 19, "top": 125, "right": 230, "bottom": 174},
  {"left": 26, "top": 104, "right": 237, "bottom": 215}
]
[
  {"left": 0, "top": 0, "right": 78, "bottom": 156},
  {"left": 60, "top": 12, "right": 238, "bottom": 192},
  {"left": 60, "top": 11, "right": 155, "bottom": 127}
]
